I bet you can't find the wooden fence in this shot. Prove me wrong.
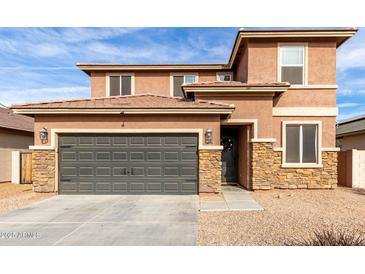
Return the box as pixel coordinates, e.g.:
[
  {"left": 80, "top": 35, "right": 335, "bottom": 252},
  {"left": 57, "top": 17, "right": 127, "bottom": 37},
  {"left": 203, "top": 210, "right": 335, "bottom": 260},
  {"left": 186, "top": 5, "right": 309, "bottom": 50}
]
[{"left": 20, "top": 152, "right": 32, "bottom": 184}]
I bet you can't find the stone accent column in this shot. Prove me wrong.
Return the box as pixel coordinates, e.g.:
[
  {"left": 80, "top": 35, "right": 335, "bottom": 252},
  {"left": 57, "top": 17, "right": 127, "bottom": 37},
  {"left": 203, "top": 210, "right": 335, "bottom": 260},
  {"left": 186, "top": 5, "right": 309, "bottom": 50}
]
[
  {"left": 250, "top": 142, "right": 275, "bottom": 190},
  {"left": 250, "top": 142, "right": 338, "bottom": 190},
  {"left": 199, "top": 149, "right": 222, "bottom": 193},
  {"left": 32, "top": 150, "right": 56, "bottom": 192}
]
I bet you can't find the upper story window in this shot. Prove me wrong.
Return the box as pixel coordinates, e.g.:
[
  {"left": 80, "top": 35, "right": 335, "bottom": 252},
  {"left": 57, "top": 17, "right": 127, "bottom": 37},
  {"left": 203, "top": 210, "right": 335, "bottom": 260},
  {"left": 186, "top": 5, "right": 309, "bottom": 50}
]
[
  {"left": 171, "top": 74, "right": 198, "bottom": 97},
  {"left": 284, "top": 123, "right": 319, "bottom": 165},
  {"left": 217, "top": 72, "right": 233, "bottom": 81},
  {"left": 279, "top": 45, "right": 306, "bottom": 85},
  {"left": 108, "top": 74, "right": 134, "bottom": 96}
]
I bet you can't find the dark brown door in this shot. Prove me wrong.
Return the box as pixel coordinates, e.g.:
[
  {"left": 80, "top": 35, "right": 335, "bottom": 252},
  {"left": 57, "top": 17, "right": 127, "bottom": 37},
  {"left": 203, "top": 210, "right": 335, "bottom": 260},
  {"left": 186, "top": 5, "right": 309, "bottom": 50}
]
[{"left": 221, "top": 128, "right": 238, "bottom": 183}]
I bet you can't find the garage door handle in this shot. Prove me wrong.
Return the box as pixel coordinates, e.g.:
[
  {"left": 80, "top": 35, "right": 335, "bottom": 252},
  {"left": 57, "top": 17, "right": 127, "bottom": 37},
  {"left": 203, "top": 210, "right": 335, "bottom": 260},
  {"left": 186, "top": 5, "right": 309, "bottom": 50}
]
[{"left": 60, "top": 145, "right": 73, "bottom": 148}]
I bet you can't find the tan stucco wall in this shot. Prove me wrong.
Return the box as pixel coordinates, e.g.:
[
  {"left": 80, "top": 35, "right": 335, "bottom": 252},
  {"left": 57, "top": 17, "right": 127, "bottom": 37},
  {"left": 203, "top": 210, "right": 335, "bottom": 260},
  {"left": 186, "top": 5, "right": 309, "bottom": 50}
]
[
  {"left": 274, "top": 88, "right": 336, "bottom": 107},
  {"left": 90, "top": 72, "right": 106, "bottom": 97},
  {"left": 90, "top": 70, "right": 219, "bottom": 98},
  {"left": 196, "top": 93, "right": 274, "bottom": 138},
  {"left": 244, "top": 39, "right": 337, "bottom": 85},
  {"left": 0, "top": 128, "right": 34, "bottom": 182},
  {"left": 234, "top": 45, "right": 248, "bottom": 82},
  {"left": 273, "top": 116, "right": 336, "bottom": 148},
  {"left": 0, "top": 148, "right": 13, "bottom": 182},
  {"left": 33, "top": 114, "right": 221, "bottom": 146},
  {"left": 308, "top": 42, "right": 336, "bottom": 84},
  {"left": 134, "top": 71, "right": 170, "bottom": 96},
  {"left": 340, "top": 133, "right": 365, "bottom": 151},
  {"left": 247, "top": 42, "right": 278, "bottom": 83}
]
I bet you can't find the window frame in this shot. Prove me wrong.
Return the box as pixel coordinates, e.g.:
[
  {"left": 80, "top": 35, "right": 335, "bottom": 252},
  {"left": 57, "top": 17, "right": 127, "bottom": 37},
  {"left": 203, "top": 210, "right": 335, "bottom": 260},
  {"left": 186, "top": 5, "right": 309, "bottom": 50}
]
[
  {"left": 216, "top": 72, "right": 233, "bottom": 81},
  {"left": 170, "top": 73, "right": 199, "bottom": 97},
  {"left": 106, "top": 73, "right": 135, "bottom": 96},
  {"left": 282, "top": 121, "right": 322, "bottom": 168},
  {"left": 277, "top": 43, "right": 308, "bottom": 86}
]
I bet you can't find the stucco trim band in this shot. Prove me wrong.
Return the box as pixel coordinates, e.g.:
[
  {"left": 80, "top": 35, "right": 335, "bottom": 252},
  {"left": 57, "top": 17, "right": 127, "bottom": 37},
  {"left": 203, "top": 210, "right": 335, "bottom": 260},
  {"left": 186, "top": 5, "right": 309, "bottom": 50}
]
[
  {"left": 273, "top": 107, "right": 338, "bottom": 117},
  {"left": 221, "top": 118, "right": 258, "bottom": 139},
  {"left": 30, "top": 128, "right": 223, "bottom": 151}
]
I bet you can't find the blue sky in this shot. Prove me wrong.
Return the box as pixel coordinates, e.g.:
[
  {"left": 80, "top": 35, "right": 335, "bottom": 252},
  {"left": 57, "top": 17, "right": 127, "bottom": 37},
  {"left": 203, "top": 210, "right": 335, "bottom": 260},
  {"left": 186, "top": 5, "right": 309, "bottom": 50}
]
[{"left": 0, "top": 27, "right": 364, "bottom": 121}]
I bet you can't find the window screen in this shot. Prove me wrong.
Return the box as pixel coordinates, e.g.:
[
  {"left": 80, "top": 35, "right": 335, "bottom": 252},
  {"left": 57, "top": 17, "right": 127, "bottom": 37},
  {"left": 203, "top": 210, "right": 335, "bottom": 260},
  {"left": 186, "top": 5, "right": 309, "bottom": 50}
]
[
  {"left": 302, "top": 125, "right": 317, "bottom": 163},
  {"left": 280, "top": 46, "right": 305, "bottom": 85},
  {"left": 286, "top": 125, "right": 300, "bottom": 163},
  {"left": 121, "top": 76, "right": 131, "bottom": 95},
  {"left": 281, "top": 67, "right": 304, "bottom": 85},
  {"left": 109, "top": 76, "right": 121, "bottom": 96},
  {"left": 173, "top": 76, "right": 184, "bottom": 97}
]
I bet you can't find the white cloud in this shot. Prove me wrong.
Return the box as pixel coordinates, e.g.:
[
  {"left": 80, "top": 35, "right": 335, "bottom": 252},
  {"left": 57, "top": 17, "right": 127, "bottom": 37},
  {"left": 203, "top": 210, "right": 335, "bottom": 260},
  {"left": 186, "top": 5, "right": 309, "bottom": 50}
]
[
  {"left": 0, "top": 86, "right": 89, "bottom": 106},
  {"left": 337, "top": 29, "right": 365, "bottom": 72},
  {"left": 337, "top": 89, "right": 365, "bottom": 97},
  {"left": 337, "top": 102, "right": 361, "bottom": 108}
]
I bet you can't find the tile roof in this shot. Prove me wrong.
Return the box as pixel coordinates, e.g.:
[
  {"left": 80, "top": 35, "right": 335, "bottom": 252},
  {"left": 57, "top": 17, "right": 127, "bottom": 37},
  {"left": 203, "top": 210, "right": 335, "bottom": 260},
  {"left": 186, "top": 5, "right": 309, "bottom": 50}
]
[
  {"left": 11, "top": 94, "right": 234, "bottom": 109},
  {"left": 182, "top": 81, "right": 290, "bottom": 88},
  {"left": 0, "top": 107, "right": 34, "bottom": 132}
]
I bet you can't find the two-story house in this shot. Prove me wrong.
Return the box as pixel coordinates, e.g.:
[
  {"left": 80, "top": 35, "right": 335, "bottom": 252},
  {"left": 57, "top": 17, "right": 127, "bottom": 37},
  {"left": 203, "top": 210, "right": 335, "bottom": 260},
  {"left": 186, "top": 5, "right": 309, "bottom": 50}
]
[{"left": 11, "top": 28, "right": 357, "bottom": 195}]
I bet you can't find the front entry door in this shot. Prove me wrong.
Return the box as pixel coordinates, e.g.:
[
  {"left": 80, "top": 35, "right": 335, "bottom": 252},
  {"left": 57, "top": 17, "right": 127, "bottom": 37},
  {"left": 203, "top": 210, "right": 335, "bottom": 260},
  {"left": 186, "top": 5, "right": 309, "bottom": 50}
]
[{"left": 221, "top": 128, "right": 238, "bottom": 183}]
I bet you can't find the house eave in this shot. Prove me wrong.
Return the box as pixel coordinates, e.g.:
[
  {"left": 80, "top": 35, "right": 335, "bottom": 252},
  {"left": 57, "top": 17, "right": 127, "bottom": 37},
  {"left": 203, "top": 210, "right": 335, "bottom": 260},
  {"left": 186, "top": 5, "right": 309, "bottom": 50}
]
[
  {"left": 77, "top": 64, "right": 229, "bottom": 75},
  {"left": 11, "top": 108, "right": 235, "bottom": 115},
  {"left": 182, "top": 86, "right": 289, "bottom": 95}
]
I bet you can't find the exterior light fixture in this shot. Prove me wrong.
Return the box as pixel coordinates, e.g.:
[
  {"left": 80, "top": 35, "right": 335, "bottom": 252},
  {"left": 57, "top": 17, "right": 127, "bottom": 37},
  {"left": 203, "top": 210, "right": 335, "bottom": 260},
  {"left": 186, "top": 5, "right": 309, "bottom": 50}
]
[
  {"left": 205, "top": 128, "right": 213, "bottom": 144},
  {"left": 39, "top": 127, "right": 48, "bottom": 144}
]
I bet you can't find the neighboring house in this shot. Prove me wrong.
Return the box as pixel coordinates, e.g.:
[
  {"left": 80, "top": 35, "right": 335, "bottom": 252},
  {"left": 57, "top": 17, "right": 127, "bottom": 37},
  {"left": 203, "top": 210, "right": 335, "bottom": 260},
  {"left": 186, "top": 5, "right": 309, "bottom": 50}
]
[
  {"left": 11, "top": 28, "right": 357, "bottom": 195},
  {"left": 337, "top": 115, "right": 365, "bottom": 188},
  {"left": 336, "top": 115, "right": 365, "bottom": 150},
  {"left": 0, "top": 106, "right": 34, "bottom": 182}
]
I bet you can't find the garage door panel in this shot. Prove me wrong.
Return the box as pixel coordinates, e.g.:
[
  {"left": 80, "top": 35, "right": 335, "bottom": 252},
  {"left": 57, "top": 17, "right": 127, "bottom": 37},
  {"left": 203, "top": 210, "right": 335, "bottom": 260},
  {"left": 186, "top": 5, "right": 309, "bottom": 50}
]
[
  {"left": 59, "top": 134, "right": 198, "bottom": 194},
  {"left": 79, "top": 136, "right": 94, "bottom": 146}
]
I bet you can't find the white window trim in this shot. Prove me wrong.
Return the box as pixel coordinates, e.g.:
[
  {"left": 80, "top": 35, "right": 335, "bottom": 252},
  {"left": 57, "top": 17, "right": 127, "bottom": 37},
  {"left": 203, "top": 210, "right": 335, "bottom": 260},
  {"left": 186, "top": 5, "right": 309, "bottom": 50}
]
[
  {"left": 282, "top": 121, "right": 322, "bottom": 168},
  {"left": 106, "top": 73, "right": 135, "bottom": 96},
  {"left": 216, "top": 72, "right": 233, "bottom": 81},
  {"left": 277, "top": 43, "right": 308, "bottom": 87},
  {"left": 169, "top": 73, "right": 199, "bottom": 97}
]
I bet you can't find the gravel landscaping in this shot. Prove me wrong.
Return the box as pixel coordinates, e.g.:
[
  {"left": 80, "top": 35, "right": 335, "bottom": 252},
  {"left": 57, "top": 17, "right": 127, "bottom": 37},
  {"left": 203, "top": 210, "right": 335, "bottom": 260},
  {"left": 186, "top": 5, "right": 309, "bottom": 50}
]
[
  {"left": 0, "top": 182, "right": 54, "bottom": 213},
  {"left": 198, "top": 187, "right": 365, "bottom": 245}
]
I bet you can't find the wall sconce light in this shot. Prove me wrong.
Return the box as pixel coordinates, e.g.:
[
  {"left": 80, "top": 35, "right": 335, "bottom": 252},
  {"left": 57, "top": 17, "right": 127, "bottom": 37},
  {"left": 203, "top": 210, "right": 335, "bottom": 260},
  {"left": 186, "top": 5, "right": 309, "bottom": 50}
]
[
  {"left": 39, "top": 127, "right": 48, "bottom": 144},
  {"left": 205, "top": 128, "right": 213, "bottom": 144}
]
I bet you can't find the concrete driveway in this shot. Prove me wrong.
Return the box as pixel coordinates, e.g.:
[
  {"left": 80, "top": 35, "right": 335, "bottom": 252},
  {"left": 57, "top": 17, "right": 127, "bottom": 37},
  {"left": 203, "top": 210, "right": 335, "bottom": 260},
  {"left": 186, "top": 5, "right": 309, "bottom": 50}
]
[{"left": 0, "top": 195, "right": 198, "bottom": 246}]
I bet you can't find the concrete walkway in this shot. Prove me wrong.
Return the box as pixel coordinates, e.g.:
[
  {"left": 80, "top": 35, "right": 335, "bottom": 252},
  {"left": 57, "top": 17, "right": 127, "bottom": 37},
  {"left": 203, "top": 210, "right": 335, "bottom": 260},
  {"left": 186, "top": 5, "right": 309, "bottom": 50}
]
[
  {"left": 200, "top": 185, "right": 263, "bottom": 211},
  {"left": 0, "top": 195, "right": 198, "bottom": 246}
]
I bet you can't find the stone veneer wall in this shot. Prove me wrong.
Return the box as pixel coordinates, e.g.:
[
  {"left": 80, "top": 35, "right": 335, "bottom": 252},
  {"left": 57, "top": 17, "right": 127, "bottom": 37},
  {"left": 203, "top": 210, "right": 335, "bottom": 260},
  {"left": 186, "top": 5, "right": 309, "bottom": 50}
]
[
  {"left": 251, "top": 142, "right": 337, "bottom": 190},
  {"left": 32, "top": 150, "right": 56, "bottom": 192},
  {"left": 199, "top": 149, "right": 222, "bottom": 193}
]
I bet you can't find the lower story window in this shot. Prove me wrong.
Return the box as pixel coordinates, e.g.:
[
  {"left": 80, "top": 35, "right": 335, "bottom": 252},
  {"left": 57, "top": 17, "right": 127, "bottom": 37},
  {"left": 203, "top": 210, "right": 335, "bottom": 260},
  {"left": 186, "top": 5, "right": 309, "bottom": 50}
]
[{"left": 285, "top": 124, "right": 318, "bottom": 164}]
